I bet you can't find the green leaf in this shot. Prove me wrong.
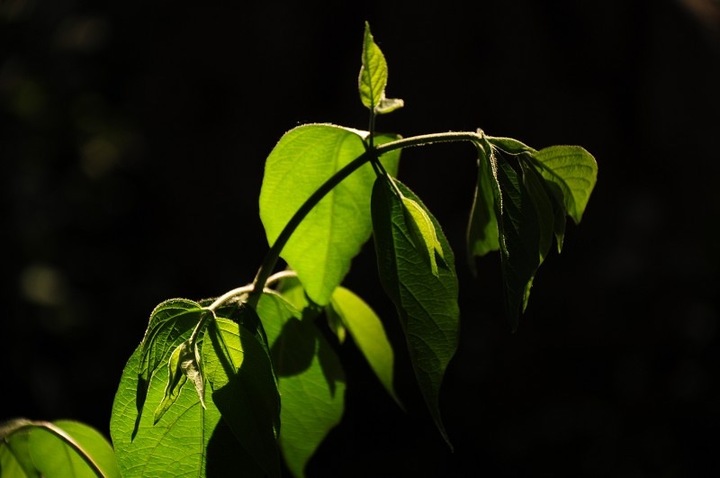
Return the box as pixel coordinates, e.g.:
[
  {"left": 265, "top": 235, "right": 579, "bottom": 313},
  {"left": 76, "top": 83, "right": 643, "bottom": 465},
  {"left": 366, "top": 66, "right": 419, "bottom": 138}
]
[
  {"left": 0, "top": 419, "right": 121, "bottom": 478},
  {"left": 258, "top": 291, "right": 346, "bottom": 478},
  {"left": 401, "top": 195, "right": 446, "bottom": 277},
  {"left": 139, "top": 299, "right": 204, "bottom": 386},
  {"left": 520, "top": 159, "right": 556, "bottom": 264},
  {"left": 493, "top": 157, "right": 544, "bottom": 330},
  {"left": 203, "top": 314, "right": 281, "bottom": 478},
  {"left": 329, "top": 286, "right": 400, "bottom": 406},
  {"left": 371, "top": 176, "right": 459, "bottom": 448},
  {"left": 467, "top": 142, "right": 500, "bottom": 266},
  {"left": 529, "top": 145, "right": 598, "bottom": 224},
  {"left": 359, "top": 22, "right": 403, "bottom": 114},
  {"left": 153, "top": 338, "right": 206, "bottom": 424},
  {"left": 111, "top": 315, "right": 276, "bottom": 477},
  {"left": 259, "top": 124, "right": 400, "bottom": 305},
  {"left": 487, "top": 135, "right": 536, "bottom": 155}
]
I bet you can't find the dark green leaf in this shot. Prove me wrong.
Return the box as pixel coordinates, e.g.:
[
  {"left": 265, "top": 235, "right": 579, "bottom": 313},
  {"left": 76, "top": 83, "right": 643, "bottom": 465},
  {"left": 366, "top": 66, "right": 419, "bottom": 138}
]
[
  {"left": 467, "top": 143, "right": 500, "bottom": 266},
  {"left": 494, "top": 157, "right": 544, "bottom": 330},
  {"left": 203, "top": 314, "right": 281, "bottom": 478},
  {"left": 371, "top": 176, "right": 459, "bottom": 448},
  {"left": 258, "top": 291, "right": 346, "bottom": 478},
  {"left": 259, "top": 124, "right": 400, "bottom": 305}
]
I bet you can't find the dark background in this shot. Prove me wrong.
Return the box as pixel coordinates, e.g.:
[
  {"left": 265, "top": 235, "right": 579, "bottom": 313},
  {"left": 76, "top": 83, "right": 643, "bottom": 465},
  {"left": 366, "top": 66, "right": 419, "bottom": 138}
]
[{"left": 3, "top": 0, "right": 720, "bottom": 476}]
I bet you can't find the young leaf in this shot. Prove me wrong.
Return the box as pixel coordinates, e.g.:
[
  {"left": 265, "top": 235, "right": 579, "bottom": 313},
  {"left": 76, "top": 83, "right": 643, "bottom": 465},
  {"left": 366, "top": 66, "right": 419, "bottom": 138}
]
[
  {"left": 359, "top": 22, "right": 404, "bottom": 114},
  {"left": 111, "top": 336, "right": 268, "bottom": 477},
  {"left": 203, "top": 314, "right": 281, "bottom": 478},
  {"left": 153, "top": 338, "right": 206, "bottom": 424},
  {"left": 0, "top": 419, "right": 121, "bottom": 478},
  {"left": 258, "top": 290, "right": 346, "bottom": 478},
  {"left": 401, "top": 195, "right": 446, "bottom": 277},
  {"left": 139, "top": 298, "right": 205, "bottom": 388},
  {"left": 259, "top": 124, "right": 400, "bottom": 305},
  {"left": 371, "top": 176, "right": 459, "bottom": 448},
  {"left": 529, "top": 145, "right": 598, "bottom": 224},
  {"left": 329, "top": 286, "right": 400, "bottom": 406}
]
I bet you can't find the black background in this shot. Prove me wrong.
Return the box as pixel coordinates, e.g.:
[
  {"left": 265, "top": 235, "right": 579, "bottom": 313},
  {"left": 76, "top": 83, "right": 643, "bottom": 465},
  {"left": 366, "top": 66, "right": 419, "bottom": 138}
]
[{"left": 3, "top": 1, "right": 720, "bottom": 476}]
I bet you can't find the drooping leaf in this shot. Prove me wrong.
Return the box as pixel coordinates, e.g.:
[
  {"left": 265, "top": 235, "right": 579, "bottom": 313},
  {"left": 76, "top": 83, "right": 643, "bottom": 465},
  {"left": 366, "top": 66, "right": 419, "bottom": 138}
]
[
  {"left": 493, "top": 157, "right": 544, "bottom": 331},
  {"left": 529, "top": 145, "right": 598, "bottom": 224},
  {"left": 203, "top": 314, "right": 281, "bottom": 478},
  {"left": 329, "top": 286, "right": 400, "bottom": 406},
  {"left": 259, "top": 124, "right": 400, "bottom": 305},
  {"left": 0, "top": 419, "right": 121, "bottom": 478},
  {"left": 359, "top": 22, "right": 404, "bottom": 114},
  {"left": 520, "top": 159, "right": 556, "bottom": 264},
  {"left": 257, "top": 291, "right": 346, "bottom": 478},
  {"left": 111, "top": 321, "right": 273, "bottom": 477},
  {"left": 467, "top": 142, "right": 500, "bottom": 267},
  {"left": 371, "top": 176, "right": 459, "bottom": 448}
]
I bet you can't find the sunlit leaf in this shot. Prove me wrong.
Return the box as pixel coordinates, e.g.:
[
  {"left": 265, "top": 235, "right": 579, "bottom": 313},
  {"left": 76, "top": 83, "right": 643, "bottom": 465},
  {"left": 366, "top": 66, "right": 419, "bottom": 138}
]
[
  {"left": 257, "top": 291, "right": 345, "bottom": 478},
  {"left": 0, "top": 419, "right": 120, "bottom": 478},
  {"left": 371, "top": 176, "right": 458, "bottom": 448},
  {"left": 259, "top": 124, "right": 400, "bottom": 305},
  {"left": 330, "top": 286, "right": 400, "bottom": 406},
  {"left": 529, "top": 145, "right": 597, "bottom": 224},
  {"left": 359, "top": 22, "right": 403, "bottom": 114},
  {"left": 401, "top": 195, "right": 446, "bottom": 277},
  {"left": 111, "top": 313, "right": 275, "bottom": 477},
  {"left": 137, "top": 299, "right": 205, "bottom": 413},
  {"left": 153, "top": 338, "right": 206, "bottom": 425}
]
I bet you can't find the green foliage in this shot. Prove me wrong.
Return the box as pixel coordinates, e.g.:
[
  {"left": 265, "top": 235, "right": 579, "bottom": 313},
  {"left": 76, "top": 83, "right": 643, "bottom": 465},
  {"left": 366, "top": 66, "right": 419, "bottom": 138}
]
[
  {"left": 259, "top": 124, "right": 400, "bottom": 306},
  {"left": 0, "top": 419, "right": 120, "bottom": 478},
  {"left": 3, "top": 22, "right": 597, "bottom": 478},
  {"left": 372, "top": 176, "right": 459, "bottom": 447}
]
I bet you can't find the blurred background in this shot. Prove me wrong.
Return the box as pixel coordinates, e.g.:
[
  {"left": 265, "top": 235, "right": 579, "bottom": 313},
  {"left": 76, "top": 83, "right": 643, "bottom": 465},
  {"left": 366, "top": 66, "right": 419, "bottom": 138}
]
[{"left": 3, "top": 0, "right": 720, "bottom": 476}]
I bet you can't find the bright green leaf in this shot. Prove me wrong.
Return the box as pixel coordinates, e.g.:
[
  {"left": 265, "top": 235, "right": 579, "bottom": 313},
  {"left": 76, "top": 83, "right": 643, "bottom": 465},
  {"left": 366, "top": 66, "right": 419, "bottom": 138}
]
[
  {"left": 258, "top": 291, "right": 346, "bottom": 478},
  {"left": 401, "top": 194, "right": 446, "bottom": 277},
  {"left": 530, "top": 145, "right": 598, "bottom": 224},
  {"left": 0, "top": 419, "right": 120, "bottom": 478},
  {"left": 359, "top": 23, "right": 403, "bottom": 114},
  {"left": 330, "top": 286, "right": 400, "bottom": 406},
  {"left": 111, "top": 320, "right": 272, "bottom": 477},
  {"left": 203, "top": 315, "right": 281, "bottom": 478},
  {"left": 259, "top": 124, "right": 400, "bottom": 305},
  {"left": 371, "top": 176, "right": 459, "bottom": 448}
]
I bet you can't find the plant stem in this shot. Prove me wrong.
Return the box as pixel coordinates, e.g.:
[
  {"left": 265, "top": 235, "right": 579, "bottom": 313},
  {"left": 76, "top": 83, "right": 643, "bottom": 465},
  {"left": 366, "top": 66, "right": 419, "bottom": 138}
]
[{"left": 248, "top": 130, "right": 485, "bottom": 306}]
